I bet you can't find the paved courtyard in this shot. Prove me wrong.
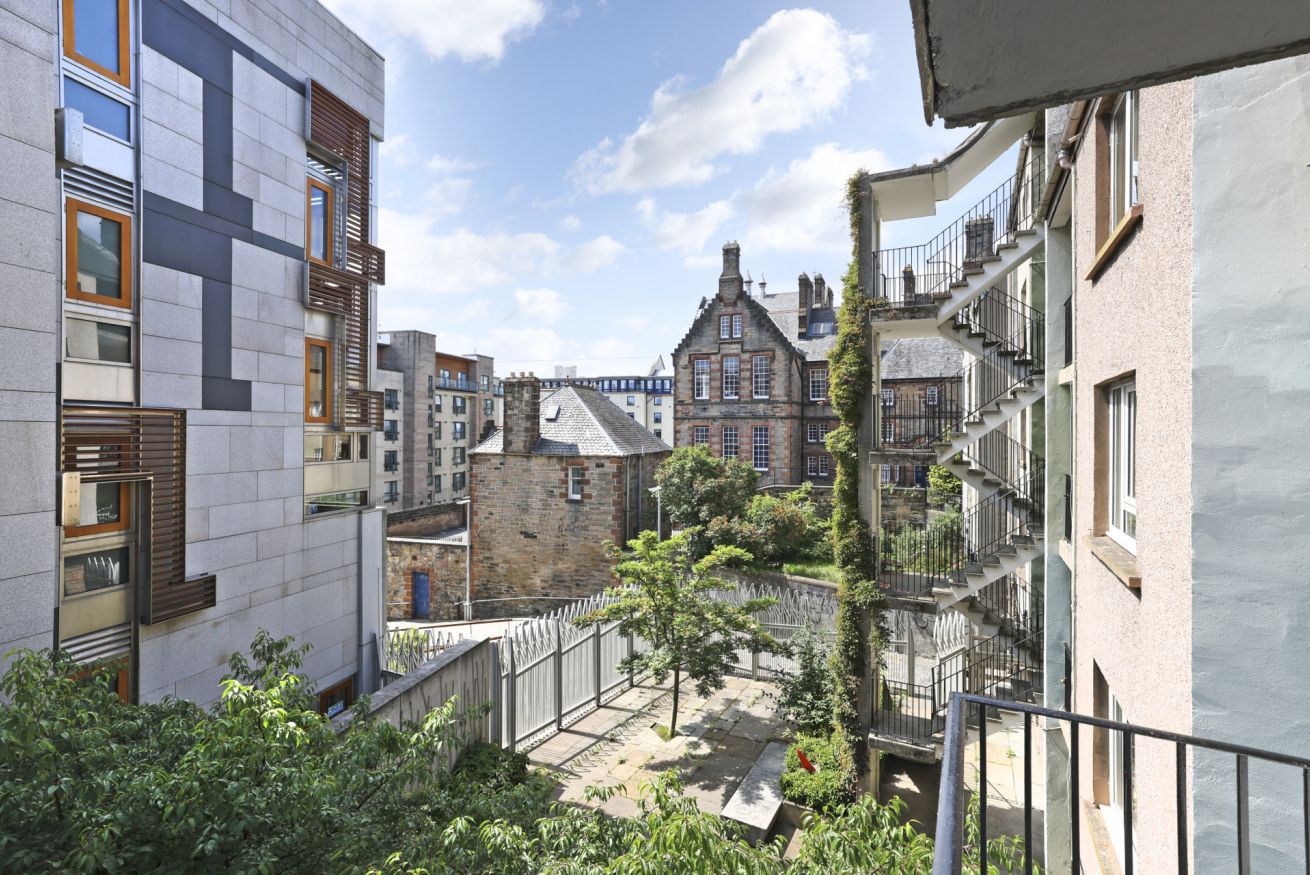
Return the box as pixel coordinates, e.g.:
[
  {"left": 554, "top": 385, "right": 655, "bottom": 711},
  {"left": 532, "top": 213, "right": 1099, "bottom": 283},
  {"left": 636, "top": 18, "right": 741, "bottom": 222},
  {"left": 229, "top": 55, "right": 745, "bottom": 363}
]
[{"left": 527, "top": 674, "right": 789, "bottom": 820}]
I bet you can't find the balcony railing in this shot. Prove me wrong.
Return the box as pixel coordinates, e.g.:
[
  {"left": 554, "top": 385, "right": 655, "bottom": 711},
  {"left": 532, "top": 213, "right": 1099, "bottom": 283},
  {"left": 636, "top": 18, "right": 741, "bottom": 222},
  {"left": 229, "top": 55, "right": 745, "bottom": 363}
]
[
  {"left": 383, "top": 461, "right": 399, "bottom": 473},
  {"left": 384, "top": 429, "right": 399, "bottom": 442},
  {"left": 934, "top": 693, "right": 1310, "bottom": 875},
  {"left": 871, "top": 155, "right": 1044, "bottom": 309},
  {"left": 436, "top": 376, "right": 473, "bottom": 391}
]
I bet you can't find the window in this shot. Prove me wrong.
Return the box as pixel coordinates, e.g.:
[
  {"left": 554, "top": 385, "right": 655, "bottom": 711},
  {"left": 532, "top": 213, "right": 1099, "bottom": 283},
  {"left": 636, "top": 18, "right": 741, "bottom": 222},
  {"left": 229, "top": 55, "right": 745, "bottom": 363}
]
[
  {"left": 67, "top": 480, "right": 129, "bottom": 537},
  {"left": 318, "top": 676, "right": 354, "bottom": 719},
  {"left": 807, "top": 457, "right": 819, "bottom": 477},
  {"left": 63, "top": 544, "right": 130, "bottom": 597},
  {"left": 626, "top": 395, "right": 635, "bottom": 406},
  {"left": 428, "top": 375, "right": 434, "bottom": 394},
  {"left": 881, "top": 418, "right": 895, "bottom": 444},
  {"left": 65, "top": 317, "right": 131, "bottom": 364},
  {"left": 434, "top": 394, "right": 443, "bottom": 411},
  {"left": 384, "top": 450, "right": 398, "bottom": 472},
  {"left": 653, "top": 412, "right": 662, "bottom": 423},
  {"left": 731, "top": 314, "right": 742, "bottom": 338},
  {"left": 66, "top": 198, "right": 131, "bottom": 309},
  {"left": 426, "top": 463, "right": 433, "bottom": 485},
  {"left": 453, "top": 422, "right": 465, "bottom": 440},
  {"left": 433, "top": 474, "right": 442, "bottom": 492},
  {"left": 568, "top": 466, "right": 585, "bottom": 500},
  {"left": 484, "top": 398, "right": 494, "bottom": 416},
  {"left": 434, "top": 422, "right": 442, "bottom": 439},
  {"left": 1107, "top": 379, "right": 1137, "bottom": 552},
  {"left": 653, "top": 429, "right": 662, "bottom": 439},
  {"left": 434, "top": 448, "right": 442, "bottom": 464},
  {"left": 627, "top": 412, "right": 635, "bottom": 419},
  {"left": 751, "top": 426, "right": 769, "bottom": 471},
  {"left": 305, "top": 339, "right": 332, "bottom": 423},
  {"left": 693, "top": 359, "right": 710, "bottom": 400},
  {"left": 654, "top": 396, "right": 662, "bottom": 406},
  {"left": 305, "top": 490, "right": 368, "bottom": 516},
  {"left": 819, "top": 456, "right": 829, "bottom": 477},
  {"left": 384, "top": 388, "right": 399, "bottom": 410},
  {"left": 452, "top": 472, "right": 465, "bottom": 491},
  {"left": 720, "top": 315, "right": 731, "bottom": 339},
  {"left": 925, "top": 386, "right": 939, "bottom": 406},
  {"left": 64, "top": 76, "right": 130, "bottom": 140},
  {"left": 305, "top": 178, "right": 334, "bottom": 265},
  {"left": 358, "top": 435, "right": 369, "bottom": 460},
  {"left": 693, "top": 426, "right": 709, "bottom": 446},
  {"left": 1108, "top": 92, "right": 1139, "bottom": 230},
  {"left": 384, "top": 481, "right": 399, "bottom": 503},
  {"left": 807, "top": 423, "right": 820, "bottom": 443},
  {"left": 809, "top": 368, "right": 829, "bottom": 402},
  {"left": 453, "top": 396, "right": 466, "bottom": 414},
  {"left": 481, "top": 375, "right": 490, "bottom": 390},
  {"left": 880, "top": 464, "right": 892, "bottom": 483},
  {"left": 881, "top": 388, "right": 895, "bottom": 407},
  {"left": 63, "top": 0, "right": 131, "bottom": 87},
  {"left": 427, "top": 433, "right": 433, "bottom": 456},
  {"left": 427, "top": 405, "right": 433, "bottom": 427},
  {"left": 454, "top": 448, "right": 465, "bottom": 465},
  {"left": 819, "top": 423, "right": 830, "bottom": 440},
  {"left": 384, "top": 419, "right": 398, "bottom": 440},
  {"left": 752, "top": 355, "right": 770, "bottom": 398},
  {"left": 1093, "top": 666, "right": 1135, "bottom": 870},
  {"left": 722, "top": 426, "right": 738, "bottom": 459},
  {"left": 722, "top": 356, "right": 740, "bottom": 399}
]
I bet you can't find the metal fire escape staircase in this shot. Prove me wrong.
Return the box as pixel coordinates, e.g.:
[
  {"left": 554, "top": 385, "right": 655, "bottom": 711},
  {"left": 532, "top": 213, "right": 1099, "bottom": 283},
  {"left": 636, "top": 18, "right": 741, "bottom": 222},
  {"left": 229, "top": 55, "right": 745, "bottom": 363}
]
[{"left": 870, "top": 157, "right": 1047, "bottom": 749}]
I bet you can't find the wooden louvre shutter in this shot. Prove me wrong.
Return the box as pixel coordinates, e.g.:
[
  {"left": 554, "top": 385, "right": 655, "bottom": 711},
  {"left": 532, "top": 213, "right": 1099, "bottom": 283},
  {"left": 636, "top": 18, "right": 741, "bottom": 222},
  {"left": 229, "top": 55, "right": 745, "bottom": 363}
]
[{"left": 61, "top": 406, "right": 216, "bottom": 624}]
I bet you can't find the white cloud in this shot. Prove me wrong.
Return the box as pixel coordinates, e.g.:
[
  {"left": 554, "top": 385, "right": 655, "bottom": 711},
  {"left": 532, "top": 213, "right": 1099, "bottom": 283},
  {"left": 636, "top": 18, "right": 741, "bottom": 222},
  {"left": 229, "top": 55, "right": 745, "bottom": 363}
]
[
  {"left": 322, "top": 0, "right": 546, "bottom": 64},
  {"left": 426, "top": 154, "right": 483, "bottom": 174},
  {"left": 559, "top": 214, "right": 582, "bottom": 233},
  {"left": 635, "top": 197, "right": 734, "bottom": 255},
  {"left": 423, "top": 176, "right": 476, "bottom": 218},
  {"left": 512, "top": 288, "right": 569, "bottom": 324},
  {"left": 489, "top": 327, "right": 573, "bottom": 370},
  {"left": 738, "top": 143, "right": 889, "bottom": 254},
  {"left": 379, "top": 133, "right": 418, "bottom": 167},
  {"left": 572, "top": 10, "right": 871, "bottom": 193},
  {"left": 557, "top": 235, "right": 626, "bottom": 273}
]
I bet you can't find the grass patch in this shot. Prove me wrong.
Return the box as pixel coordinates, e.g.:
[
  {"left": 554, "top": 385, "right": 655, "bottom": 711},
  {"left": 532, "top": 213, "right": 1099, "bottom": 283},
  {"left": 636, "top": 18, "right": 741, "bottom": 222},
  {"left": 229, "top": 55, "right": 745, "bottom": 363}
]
[
  {"left": 781, "top": 560, "right": 841, "bottom": 584},
  {"left": 652, "top": 723, "right": 676, "bottom": 742}
]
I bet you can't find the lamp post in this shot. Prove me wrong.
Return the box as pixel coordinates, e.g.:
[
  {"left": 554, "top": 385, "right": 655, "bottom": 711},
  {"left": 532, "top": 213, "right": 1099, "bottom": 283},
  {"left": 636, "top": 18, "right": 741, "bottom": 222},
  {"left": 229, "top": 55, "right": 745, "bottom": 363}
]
[{"left": 648, "top": 485, "right": 663, "bottom": 540}]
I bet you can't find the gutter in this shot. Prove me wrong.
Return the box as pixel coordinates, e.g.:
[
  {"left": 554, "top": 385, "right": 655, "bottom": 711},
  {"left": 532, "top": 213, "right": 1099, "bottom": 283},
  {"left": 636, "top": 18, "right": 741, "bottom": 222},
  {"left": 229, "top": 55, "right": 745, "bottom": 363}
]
[{"left": 1036, "top": 100, "right": 1090, "bottom": 222}]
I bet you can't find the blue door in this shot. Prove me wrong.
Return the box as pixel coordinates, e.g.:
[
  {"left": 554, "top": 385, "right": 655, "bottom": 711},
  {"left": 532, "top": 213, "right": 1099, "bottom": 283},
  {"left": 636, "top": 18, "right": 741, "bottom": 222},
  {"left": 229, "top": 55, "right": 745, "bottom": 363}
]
[{"left": 412, "top": 572, "right": 430, "bottom": 619}]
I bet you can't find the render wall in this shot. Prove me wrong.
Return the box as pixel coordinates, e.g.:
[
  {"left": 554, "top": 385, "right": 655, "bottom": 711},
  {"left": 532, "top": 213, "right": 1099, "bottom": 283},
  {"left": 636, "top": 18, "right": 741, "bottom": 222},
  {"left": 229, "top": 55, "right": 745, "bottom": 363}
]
[
  {"left": 1191, "top": 55, "right": 1310, "bottom": 872},
  {"left": 1069, "top": 80, "right": 1193, "bottom": 874},
  {"left": 0, "top": 0, "right": 60, "bottom": 665}
]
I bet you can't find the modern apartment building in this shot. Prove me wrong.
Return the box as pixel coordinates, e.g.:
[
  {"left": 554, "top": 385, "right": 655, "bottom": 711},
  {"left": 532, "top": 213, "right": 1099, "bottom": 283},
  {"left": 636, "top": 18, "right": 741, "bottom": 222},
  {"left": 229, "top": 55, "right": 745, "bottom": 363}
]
[
  {"left": 885, "top": 5, "right": 1310, "bottom": 871},
  {"left": 540, "top": 356, "right": 673, "bottom": 443},
  {"left": 0, "top": 0, "right": 388, "bottom": 708},
  {"left": 672, "top": 244, "right": 839, "bottom": 487},
  {"left": 377, "top": 330, "right": 497, "bottom": 509},
  {"left": 377, "top": 364, "right": 403, "bottom": 506}
]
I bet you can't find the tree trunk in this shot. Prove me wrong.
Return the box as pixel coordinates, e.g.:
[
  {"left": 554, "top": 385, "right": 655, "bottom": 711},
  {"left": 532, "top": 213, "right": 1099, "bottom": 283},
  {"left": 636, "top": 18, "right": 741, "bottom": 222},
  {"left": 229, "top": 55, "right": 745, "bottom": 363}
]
[{"left": 670, "top": 665, "right": 681, "bottom": 736}]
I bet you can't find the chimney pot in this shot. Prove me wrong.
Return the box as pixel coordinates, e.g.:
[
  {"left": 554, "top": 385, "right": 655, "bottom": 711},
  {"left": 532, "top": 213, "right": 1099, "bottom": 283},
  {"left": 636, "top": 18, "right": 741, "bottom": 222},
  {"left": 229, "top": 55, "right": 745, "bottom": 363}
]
[{"left": 718, "top": 241, "right": 744, "bottom": 304}]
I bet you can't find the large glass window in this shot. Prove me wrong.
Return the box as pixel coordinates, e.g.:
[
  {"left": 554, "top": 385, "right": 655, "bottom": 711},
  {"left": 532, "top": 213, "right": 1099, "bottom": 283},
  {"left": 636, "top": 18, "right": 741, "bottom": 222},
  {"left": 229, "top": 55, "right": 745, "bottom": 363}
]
[
  {"left": 305, "top": 339, "right": 332, "bottom": 423},
  {"left": 306, "top": 178, "right": 334, "bottom": 265},
  {"left": 693, "top": 426, "right": 709, "bottom": 446},
  {"left": 1108, "top": 379, "right": 1137, "bottom": 552},
  {"left": 452, "top": 472, "right": 466, "bottom": 491},
  {"left": 809, "top": 367, "right": 829, "bottom": 402},
  {"left": 454, "top": 396, "right": 467, "bottom": 414},
  {"left": 731, "top": 314, "right": 742, "bottom": 338},
  {"left": 64, "top": 0, "right": 130, "bottom": 87},
  {"left": 722, "top": 356, "right": 740, "bottom": 399},
  {"left": 752, "top": 355, "right": 770, "bottom": 398},
  {"left": 68, "top": 481, "right": 129, "bottom": 537},
  {"left": 65, "top": 317, "right": 131, "bottom": 363},
  {"left": 719, "top": 315, "right": 730, "bottom": 339},
  {"left": 63, "top": 76, "right": 130, "bottom": 140},
  {"left": 305, "top": 490, "right": 368, "bottom": 516},
  {"left": 66, "top": 198, "right": 130, "bottom": 309},
  {"left": 63, "top": 545, "right": 130, "bottom": 597},
  {"left": 453, "top": 422, "right": 466, "bottom": 440},
  {"left": 693, "top": 359, "right": 710, "bottom": 400},
  {"left": 751, "top": 426, "right": 769, "bottom": 471},
  {"left": 722, "top": 426, "right": 738, "bottom": 459},
  {"left": 1108, "top": 92, "right": 1139, "bottom": 229}
]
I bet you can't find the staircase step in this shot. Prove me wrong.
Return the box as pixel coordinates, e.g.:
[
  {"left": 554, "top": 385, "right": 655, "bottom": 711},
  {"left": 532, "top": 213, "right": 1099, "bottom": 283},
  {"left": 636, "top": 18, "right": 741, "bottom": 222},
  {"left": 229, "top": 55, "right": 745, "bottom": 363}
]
[
  {"left": 996, "top": 241, "right": 1019, "bottom": 251},
  {"left": 974, "top": 254, "right": 1002, "bottom": 264},
  {"left": 950, "top": 280, "right": 970, "bottom": 290},
  {"left": 1015, "top": 228, "right": 1039, "bottom": 238}
]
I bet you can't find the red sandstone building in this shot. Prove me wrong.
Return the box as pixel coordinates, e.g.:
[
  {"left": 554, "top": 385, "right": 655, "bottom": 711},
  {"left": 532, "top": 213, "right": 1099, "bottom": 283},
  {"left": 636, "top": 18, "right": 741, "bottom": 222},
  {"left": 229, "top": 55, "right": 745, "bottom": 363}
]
[
  {"left": 468, "top": 376, "right": 670, "bottom": 617},
  {"left": 672, "top": 243, "right": 840, "bottom": 487}
]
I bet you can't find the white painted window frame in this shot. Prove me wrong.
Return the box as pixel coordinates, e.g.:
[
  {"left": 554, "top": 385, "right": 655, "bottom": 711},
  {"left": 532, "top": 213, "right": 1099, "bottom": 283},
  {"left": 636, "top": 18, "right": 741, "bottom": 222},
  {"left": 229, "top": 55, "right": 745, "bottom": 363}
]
[
  {"left": 1107, "top": 379, "right": 1137, "bottom": 553},
  {"left": 567, "top": 466, "right": 584, "bottom": 500},
  {"left": 693, "top": 359, "right": 710, "bottom": 400},
  {"left": 751, "top": 425, "right": 769, "bottom": 471}
]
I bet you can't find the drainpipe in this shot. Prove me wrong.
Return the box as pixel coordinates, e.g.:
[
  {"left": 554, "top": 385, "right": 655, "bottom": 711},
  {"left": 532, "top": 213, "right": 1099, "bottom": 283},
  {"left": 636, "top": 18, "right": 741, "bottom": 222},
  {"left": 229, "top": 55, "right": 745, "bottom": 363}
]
[{"left": 458, "top": 497, "right": 471, "bottom": 620}]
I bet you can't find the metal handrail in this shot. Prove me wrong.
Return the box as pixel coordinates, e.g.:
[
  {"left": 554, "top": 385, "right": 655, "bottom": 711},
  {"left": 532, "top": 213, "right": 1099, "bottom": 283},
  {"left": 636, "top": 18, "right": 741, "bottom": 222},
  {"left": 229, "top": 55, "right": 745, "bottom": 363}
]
[{"left": 933, "top": 693, "right": 1310, "bottom": 875}]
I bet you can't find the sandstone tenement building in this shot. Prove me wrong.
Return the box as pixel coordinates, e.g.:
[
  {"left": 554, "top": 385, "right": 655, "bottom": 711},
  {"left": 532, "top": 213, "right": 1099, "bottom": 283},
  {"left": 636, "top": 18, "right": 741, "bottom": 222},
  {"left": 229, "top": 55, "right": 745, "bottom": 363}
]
[{"left": 469, "top": 375, "right": 669, "bottom": 617}]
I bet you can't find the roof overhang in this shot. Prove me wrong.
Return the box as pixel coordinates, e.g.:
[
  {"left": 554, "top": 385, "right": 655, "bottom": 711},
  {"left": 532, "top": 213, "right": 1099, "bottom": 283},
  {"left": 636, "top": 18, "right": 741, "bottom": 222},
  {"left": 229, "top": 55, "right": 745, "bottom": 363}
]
[
  {"left": 866, "top": 113, "right": 1035, "bottom": 220},
  {"left": 910, "top": 0, "right": 1310, "bottom": 126}
]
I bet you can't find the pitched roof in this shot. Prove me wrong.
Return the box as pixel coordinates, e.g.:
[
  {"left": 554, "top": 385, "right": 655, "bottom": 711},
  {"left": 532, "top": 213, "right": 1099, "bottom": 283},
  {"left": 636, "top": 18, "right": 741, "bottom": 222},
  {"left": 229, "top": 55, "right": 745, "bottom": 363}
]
[
  {"left": 757, "top": 292, "right": 838, "bottom": 361},
  {"left": 470, "top": 384, "right": 671, "bottom": 457},
  {"left": 880, "top": 337, "right": 964, "bottom": 380}
]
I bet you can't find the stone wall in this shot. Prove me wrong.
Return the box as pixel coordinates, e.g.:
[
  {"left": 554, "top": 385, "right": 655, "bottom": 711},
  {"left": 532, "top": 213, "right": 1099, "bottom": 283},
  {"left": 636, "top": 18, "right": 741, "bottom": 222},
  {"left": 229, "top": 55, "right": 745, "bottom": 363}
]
[
  {"left": 470, "top": 453, "right": 630, "bottom": 617},
  {"left": 386, "top": 502, "right": 466, "bottom": 538},
  {"left": 385, "top": 537, "right": 466, "bottom": 621},
  {"left": 881, "top": 487, "right": 928, "bottom": 528}
]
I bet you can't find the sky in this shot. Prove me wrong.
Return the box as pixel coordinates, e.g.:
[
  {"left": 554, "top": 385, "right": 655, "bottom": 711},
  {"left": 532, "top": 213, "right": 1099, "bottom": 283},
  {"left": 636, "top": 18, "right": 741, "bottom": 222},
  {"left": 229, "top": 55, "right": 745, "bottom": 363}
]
[{"left": 321, "top": 0, "right": 1013, "bottom": 377}]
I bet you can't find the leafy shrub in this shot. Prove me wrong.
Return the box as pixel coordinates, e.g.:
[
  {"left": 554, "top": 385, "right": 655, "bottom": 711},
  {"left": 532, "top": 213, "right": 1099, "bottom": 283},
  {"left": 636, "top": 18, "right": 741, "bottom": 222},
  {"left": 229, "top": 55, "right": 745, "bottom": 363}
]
[
  {"left": 454, "top": 741, "right": 529, "bottom": 790},
  {"left": 780, "top": 730, "right": 855, "bottom": 812},
  {"left": 928, "top": 464, "right": 962, "bottom": 508},
  {"left": 703, "top": 485, "right": 829, "bottom": 566},
  {"left": 654, "top": 446, "right": 759, "bottom": 530},
  {"left": 775, "top": 626, "right": 837, "bottom": 734}
]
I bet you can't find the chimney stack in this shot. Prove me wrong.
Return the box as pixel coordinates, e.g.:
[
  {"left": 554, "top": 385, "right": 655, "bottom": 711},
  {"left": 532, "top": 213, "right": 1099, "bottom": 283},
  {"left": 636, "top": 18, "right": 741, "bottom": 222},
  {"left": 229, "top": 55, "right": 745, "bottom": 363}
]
[
  {"left": 718, "top": 241, "right": 743, "bottom": 303},
  {"left": 759, "top": 275, "right": 767, "bottom": 296},
  {"left": 744, "top": 271, "right": 753, "bottom": 297},
  {"left": 502, "top": 372, "right": 541, "bottom": 454},
  {"left": 797, "top": 272, "right": 812, "bottom": 338},
  {"left": 814, "top": 273, "right": 827, "bottom": 308}
]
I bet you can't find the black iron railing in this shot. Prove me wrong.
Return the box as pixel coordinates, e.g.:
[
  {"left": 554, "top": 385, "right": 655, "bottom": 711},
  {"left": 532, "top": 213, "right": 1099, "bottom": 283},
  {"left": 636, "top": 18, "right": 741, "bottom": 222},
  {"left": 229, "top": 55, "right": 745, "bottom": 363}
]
[
  {"left": 951, "top": 285, "right": 1045, "bottom": 365},
  {"left": 934, "top": 693, "right": 1310, "bottom": 875},
  {"left": 931, "top": 628, "right": 1042, "bottom": 720},
  {"left": 877, "top": 678, "right": 943, "bottom": 741},
  {"left": 384, "top": 429, "right": 399, "bottom": 442},
  {"left": 974, "top": 572, "right": 1041, "bottom": 639},
  {"left": 871, "top": 157, "right": 1045, "bottom": 309}
]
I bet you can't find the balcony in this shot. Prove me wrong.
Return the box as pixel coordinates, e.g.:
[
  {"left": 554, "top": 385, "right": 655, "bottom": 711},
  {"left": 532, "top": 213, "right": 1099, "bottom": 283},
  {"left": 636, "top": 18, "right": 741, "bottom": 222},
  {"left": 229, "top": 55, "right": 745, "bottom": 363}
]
[
  {"left": 384, "top": 429, "right": 399, "bottom": 442},
  {"left": 436, "top": 376, "right": 474, "bottom": 391},
  {"left": 384, "top": 461, "right": 399, "bottom": 473},
  {"left": 933, "top": 693, "right": 1310, "bottom": 874}
]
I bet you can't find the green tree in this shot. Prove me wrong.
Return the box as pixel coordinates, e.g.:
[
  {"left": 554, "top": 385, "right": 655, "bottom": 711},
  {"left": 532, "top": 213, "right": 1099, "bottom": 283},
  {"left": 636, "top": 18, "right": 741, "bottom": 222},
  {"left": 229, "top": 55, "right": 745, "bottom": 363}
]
[
  {"left": 928, "top": 464, "right": 963, "bottom": 508},
  {"left": 575, "top": 532, "right": 785, "bottom": 735},
  {"left": 653, "top": 446, "right": 759, "bottom": 530}
]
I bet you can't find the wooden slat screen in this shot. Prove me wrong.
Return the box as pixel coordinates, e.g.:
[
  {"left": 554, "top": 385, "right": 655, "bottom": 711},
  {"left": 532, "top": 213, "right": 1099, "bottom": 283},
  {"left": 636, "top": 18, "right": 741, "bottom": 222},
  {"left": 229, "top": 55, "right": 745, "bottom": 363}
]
[
  {"left": 61, "top": 406, "right": 216, "bottom": 624},
  {"left": 308, "top": 80, "right": 385, "bottom": 430}
]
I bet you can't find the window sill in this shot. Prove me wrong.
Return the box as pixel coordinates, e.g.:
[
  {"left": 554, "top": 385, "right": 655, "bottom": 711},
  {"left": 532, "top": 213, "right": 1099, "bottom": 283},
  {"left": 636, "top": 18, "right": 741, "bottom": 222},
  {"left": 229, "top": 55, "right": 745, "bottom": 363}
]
[
  {"left": 1057, "top": 363, "right": 1075, "bottom": 385},
  {"left": 1087, "top": 535, "right": 1141, "bottom": 589},
  {"left": 566, "top": 497, "right": 583, "bottom": 503},
  {"left": 1085, "top": 204, "right": 1143, "bottom": 281}
]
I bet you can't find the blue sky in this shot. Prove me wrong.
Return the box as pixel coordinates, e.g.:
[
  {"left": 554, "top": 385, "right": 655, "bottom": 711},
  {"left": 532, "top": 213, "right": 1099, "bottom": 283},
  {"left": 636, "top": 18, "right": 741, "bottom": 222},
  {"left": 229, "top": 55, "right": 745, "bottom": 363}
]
[{"left": 322, "top": 1, "right": 1010, "bottom": 376}]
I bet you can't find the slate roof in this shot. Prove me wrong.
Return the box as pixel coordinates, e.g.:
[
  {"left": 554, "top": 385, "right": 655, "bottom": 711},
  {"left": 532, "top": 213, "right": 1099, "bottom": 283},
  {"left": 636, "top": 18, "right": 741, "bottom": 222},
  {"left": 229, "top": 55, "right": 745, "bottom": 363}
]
[
  {"left": 757, "top": 292, "right": 837, "bottom": 361},
  {"left": 470, "top": 384, "right": 671, "bottom": 457},
  {"left": 880, "top": 337, "right": 965, "bottom": 380}
]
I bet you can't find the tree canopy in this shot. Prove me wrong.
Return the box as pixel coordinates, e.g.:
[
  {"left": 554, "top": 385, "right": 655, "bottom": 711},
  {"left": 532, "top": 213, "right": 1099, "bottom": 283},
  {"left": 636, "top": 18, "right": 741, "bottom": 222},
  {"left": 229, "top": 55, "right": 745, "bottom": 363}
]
[{"left": 653, "top": 446, "right": 759, "bottom": 530}]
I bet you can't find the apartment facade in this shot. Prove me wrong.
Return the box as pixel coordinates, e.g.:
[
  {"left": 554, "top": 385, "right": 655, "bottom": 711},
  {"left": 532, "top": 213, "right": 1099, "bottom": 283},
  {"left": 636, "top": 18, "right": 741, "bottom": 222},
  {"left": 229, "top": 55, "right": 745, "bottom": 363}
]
[
  {"left": 672, "top": 243, "right": 838, "bottom": 487},
  {"left": 377, "top": 364, "right": 403, "bottom": 506},
  {"left": 0, "top": 0, "right": 388, "bottom": 708},
  {"left": 377, "top": 331, "right": 497, "bottom": 508},
  {"left": 541, "top": 357, "right": 673, "bottom": 443},
  {"left": 469, "top": 376, "right": 670, "bottom": 617}
]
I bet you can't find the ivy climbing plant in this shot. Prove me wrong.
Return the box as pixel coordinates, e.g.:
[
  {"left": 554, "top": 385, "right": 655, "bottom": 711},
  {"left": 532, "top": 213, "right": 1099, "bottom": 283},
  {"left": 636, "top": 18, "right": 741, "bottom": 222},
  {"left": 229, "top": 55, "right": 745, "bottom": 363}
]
[{"left": 823, "top": 172, "right": 887, "bottom": 778}]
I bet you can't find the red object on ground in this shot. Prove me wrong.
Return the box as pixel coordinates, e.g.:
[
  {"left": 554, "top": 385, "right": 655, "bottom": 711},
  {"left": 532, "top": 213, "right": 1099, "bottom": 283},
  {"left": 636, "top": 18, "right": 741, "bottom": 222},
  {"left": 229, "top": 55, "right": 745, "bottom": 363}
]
[{"left": 796, "top": 748, "right": 817, "bottom": 773}]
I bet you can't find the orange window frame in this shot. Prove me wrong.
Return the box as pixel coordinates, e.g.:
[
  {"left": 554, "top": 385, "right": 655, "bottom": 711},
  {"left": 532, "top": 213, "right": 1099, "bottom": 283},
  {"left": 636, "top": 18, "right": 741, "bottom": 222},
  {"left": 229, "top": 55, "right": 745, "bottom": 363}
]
[
  {"left": 66, "top": 481, "right": 131, "bottom": 538},
  {"left": 73, "top": 658, "right": 131, "bottom": 702},
  {"left": 66, "top": 198, "right": 132, "bottom": 309},
  {"left": 62, "top": 0, "right": 132, "bottom": 88},
  {"left": 318, "top": 675, "right": 354, "bottom": 717},
  {"left": 305, "top": 178, "right": 334, "bottom": 266},
  {"left": 305, "top": 338, "right": 333, "bottom": 424}
]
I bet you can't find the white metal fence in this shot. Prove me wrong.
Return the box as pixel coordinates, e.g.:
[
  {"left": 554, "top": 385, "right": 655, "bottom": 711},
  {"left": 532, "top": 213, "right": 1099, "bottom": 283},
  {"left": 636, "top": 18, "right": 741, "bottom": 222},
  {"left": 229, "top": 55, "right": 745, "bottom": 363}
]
[{"left": 381, "top": 579, "right": 838, "bottom": 752}]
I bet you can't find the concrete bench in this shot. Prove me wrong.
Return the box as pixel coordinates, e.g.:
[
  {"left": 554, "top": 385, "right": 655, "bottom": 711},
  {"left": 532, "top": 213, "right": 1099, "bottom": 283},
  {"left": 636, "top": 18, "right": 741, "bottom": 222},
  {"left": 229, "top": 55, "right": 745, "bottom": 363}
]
[{"left": 721, "top": 741, "right": 788, "bottom": 844}]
